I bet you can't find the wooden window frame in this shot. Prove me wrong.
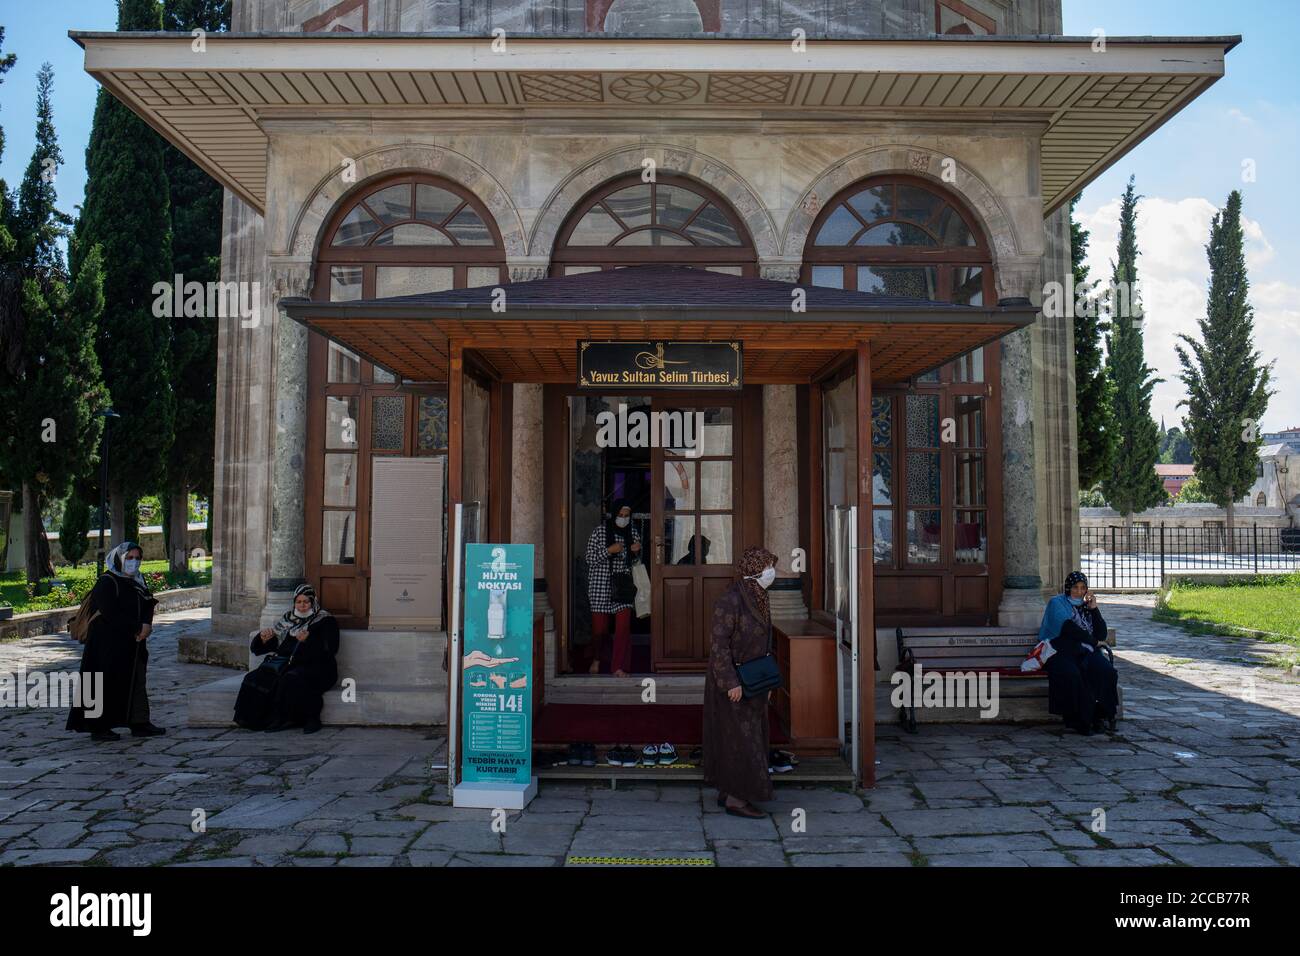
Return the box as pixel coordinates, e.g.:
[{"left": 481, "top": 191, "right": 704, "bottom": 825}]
[
  {"left": 801, "top": 175, "right": 1004, "bottom": 621},
  {"left": 306, "top": 173, "right": 506, "bottom": 627},
  {"left": 550, "top": 172, "right": 758, "bottom": 276}
]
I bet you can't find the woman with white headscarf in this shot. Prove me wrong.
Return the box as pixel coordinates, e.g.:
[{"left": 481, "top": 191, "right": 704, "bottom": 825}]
[
  {"left": 67, "top": 541, "right": 164, "bottom": 741},
  {"left": 234, "top": 583, "right": 340, "bottom": 734}
]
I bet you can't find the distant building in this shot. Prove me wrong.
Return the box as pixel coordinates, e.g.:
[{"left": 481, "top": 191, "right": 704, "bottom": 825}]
[
  {"left": 1155, "top": 463, "right": 1195, "bottom": 498},
  {"left": 1242, "top": 442, "right": 1300, "bottom": 515},
  {"left": 1263, "top": 426, "right": 1300, "bottom": 445}
]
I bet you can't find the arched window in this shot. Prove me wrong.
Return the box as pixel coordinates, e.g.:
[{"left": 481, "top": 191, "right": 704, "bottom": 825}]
[
  {"left": 803, "top": 175, "right": 999, "bottom": 609},
  {"left": 802, "top": 175, "right": 992, "bottom": 302},
  {"left": 551, "top": 173, "right": 757, "bottom": 276},
  {"left": 306, "top": 174, "right": 506, "bottom": 625}
]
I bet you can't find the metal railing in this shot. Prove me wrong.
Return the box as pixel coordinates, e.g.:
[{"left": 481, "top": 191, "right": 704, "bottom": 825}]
[{"left": 1080, "top": 524, "right": 1300, "bottom": 589}]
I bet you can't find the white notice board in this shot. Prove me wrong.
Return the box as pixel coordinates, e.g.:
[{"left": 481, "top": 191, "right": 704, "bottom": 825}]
[{"left": 370, "top": 456, "right": 444, "bottom": 630}]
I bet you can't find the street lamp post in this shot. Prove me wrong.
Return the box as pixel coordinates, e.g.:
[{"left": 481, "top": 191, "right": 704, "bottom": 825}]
[{"left": 95, "top": 408, "right": 120, "bottom": 578}]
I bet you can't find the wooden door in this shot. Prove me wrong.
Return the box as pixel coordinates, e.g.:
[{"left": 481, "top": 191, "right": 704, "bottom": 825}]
[{"left": 651, "top": 397, "right": 741, "bottom": 671}]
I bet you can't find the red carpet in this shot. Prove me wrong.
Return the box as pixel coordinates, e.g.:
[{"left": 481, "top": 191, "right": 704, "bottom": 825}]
[{"left": 532, "top": 703, "right": 788, "bottom": 746}]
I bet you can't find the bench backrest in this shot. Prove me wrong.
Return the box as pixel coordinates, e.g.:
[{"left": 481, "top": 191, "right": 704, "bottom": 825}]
[
  {"left": 896, "top": 628, "right": 1038, "bottom": 671},
  {"left": 896, "top": 626, "right": 1117, "bottom": 672}
]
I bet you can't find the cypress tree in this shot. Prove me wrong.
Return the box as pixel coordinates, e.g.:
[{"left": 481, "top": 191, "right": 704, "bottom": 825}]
[
  {"left": 160, "top": 0, "right": 230, "bottom": 570},
  {"left": 1070, "top": 194, "right": 1115, "bottom": 490},
  {"left": 1100, "top": 177, "right": 1167, "bottom": 538},
  {"left": 60, "top": 496, "right": 92, "bottom": 568},
  {"left": 73, "top": 0, "right": 175, "bottom": 548},
  {"left": 0, "top": 64, "right": 107, "bottom": 583},
  {"left": 0, "top": 26, "right": 20, "bottom": 492},
  {"left": 1175, "top": 190, "right": 1273, "bottom": 549}
]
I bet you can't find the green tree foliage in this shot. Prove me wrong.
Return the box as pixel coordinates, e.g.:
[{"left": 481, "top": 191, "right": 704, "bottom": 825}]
[
  {"left": 59, "top": 496, "right": 92, "bottom": 567},
  {"left": 0, "top": 27, "right": 21, "bottom": 495},
  {"left": 72, "top": 0, "right": 174, "bottom": 526},
  {"left": 1173, "top": 475, "right": 1212, "bottom": 504},
  {"left": 1158, "top": 424, "right": 1193, "bottom": 465},
  {"left": 1101, "top": 177, "right": 1167, "bottom": 525},
  {"left": 0, "top": 63, "right": 108, "bottom": 581},
  {"left": 1078, "top": 487, "right": 1107, "bottom": 508},
  {"left": 1175, "top": 190, "right": 1273, "bottom": 538},
  {"left": 1070, "top": 195, "right": 1115, "bottom": 489}
]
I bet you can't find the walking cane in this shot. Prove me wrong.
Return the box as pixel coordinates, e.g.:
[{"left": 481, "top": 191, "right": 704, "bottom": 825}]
[{"left": 125, "top": 633, "right": 142, "bottom": 727}]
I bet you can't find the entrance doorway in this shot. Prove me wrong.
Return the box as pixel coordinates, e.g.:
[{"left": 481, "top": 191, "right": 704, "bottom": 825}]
[{"left": 566, "top": 394, "right": 743, "bottom": 674}]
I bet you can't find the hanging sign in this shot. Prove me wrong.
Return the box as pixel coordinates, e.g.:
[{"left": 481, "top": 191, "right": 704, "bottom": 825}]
[
  {"left": 460, "top": 543, "right": 535, "bottom": 787},
  {"left": 578, "top": 340, "right": 742, "bottom": 389}
]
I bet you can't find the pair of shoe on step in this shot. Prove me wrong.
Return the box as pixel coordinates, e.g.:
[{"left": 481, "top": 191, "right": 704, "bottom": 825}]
[
  {"left": 606, "top": 743, "right": 676, "bottom": 767},
  {"left": 767, "top": 749, "right": 796, "bottom": 774},
  {"left": 566, "top": 742, "right": 596, "bottom": 766}
]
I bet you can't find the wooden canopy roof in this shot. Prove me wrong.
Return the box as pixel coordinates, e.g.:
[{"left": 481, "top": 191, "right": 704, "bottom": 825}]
[
  {"left": 71, "top": 31, "right": 1235, "bottom": 215},
  {"left": 281, "top": 265, "right": 1036, "bottom": 385}
]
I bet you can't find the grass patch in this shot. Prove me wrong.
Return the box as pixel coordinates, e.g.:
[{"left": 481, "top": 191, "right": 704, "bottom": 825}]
[
  {"left": 0, "top": 559, "right": 211, "bottom": 614},
  {"left": 1154, "top": 573, "right": 1300, "bottom": 647}
]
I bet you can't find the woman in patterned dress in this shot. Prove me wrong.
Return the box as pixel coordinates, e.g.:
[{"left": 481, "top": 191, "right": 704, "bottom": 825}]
[{"left": 583, "top": 501, "right": 642, "bottom": 677}]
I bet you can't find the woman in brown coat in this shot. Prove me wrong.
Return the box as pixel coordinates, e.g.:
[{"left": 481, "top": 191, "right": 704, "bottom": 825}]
[{"left": 703, "top": 546, "right": 779, "bottom": 818}]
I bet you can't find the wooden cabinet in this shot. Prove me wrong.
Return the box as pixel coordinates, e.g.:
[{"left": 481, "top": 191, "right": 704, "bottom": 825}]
[{"left": 772, "top": 618, "right": 840, "bottom": 753}]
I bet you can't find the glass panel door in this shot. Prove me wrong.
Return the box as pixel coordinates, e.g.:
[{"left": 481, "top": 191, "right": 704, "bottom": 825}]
[{"left": 652, "top": 400, "right": 739, "bottom": 671}]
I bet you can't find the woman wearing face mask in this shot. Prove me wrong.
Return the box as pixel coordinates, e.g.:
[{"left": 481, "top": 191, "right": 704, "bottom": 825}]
[
  {"left": 67, "top": 541, "right": 164, "bottom": 741},
  {"left": 703, "top": 546, "right": 779, "bottom": 819},
  {"left": 1038, "top": 571, "right": 1118, "bottom": 735},
  {"left": 234, "top": 583, "right": 340, "bottom": 734},
  {"left": 583, "top": 500, "right": 642, "bottom": 677}
]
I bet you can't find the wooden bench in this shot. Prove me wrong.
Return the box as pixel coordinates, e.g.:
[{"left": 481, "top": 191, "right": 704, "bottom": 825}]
[{"left": 892, "top": 626, "right": 1118, "bottom": 731}]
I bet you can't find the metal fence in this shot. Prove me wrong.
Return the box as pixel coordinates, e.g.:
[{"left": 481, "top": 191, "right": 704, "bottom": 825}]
[{"left": 1080, "top": 525, "right": 1300, "bottom": 589}]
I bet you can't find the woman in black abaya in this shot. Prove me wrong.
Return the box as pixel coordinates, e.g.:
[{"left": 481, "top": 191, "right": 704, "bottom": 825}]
[
  {"left": 67, "top": 541, "right": 164, "bottom": 741},
  {"left": 235, "top": 584, "right": 340, "bottom": 734}
]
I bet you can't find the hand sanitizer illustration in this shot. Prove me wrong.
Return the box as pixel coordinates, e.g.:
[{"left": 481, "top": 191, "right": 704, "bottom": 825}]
[{"left": 487, "top": 588, "right": 507, "bottom": 656}]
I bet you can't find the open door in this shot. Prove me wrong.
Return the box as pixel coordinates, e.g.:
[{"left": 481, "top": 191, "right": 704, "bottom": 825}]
[{"left": 651, "top": 398, "right": 742, "bottom": 671}]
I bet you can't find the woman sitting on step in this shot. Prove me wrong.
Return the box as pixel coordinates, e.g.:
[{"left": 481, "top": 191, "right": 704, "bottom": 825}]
[
  {"left": 234, "top": 584, "right": 340, "bottom": 734},
  {"left": 1038, "top": 571, "right": 1119, "bottom": 736}
]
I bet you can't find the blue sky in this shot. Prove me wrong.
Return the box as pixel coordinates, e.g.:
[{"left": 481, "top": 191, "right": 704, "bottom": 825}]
[{"left": 0, "top": 0, "right": 1296, "bottom": 430}]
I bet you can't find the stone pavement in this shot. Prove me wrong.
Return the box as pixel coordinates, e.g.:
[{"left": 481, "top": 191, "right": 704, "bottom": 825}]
[{"left": 1, "top": 597, "right": 1297, "bottom": 867}]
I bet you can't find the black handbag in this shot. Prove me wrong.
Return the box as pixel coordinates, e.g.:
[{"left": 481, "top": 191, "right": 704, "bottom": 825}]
[
  {"left": 608, "top": 542, "right": 637, "bottom": 605},
  {"left": 733, "top": 617, "right": 782, "bottom": 698}
]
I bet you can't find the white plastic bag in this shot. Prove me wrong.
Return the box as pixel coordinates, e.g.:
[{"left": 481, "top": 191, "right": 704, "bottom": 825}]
[
  {"left": 1020, "top": 639, "right": 1056, "bottom": 673},
  {"left": 632, "top": 562, "right": 652, "bottom": 619}
]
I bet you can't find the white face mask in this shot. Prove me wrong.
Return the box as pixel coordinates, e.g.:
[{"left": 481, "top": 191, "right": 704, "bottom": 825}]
[
  {"left": 749, "top": 567, "right": 776, "bottom": 589},
  {"left": 123, "top": 558, "right": 141, "bottom": 575},
  {"left": 614, "top": 516, "right": 630, "bottom": 528},
  {"left": 293, "top": 606, "right": 313, "bottom": 620}
]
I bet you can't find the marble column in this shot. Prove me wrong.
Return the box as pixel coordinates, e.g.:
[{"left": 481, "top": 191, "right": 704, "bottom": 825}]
[
  {"left": 763, "top": 384, "right": 808, "bottom": 619},
  {"left": 1034, "top": 207, "right": 1082, "bottom": 595},
  {"left": 210, "top": 191, "right": 273, "bottom": 637},
  {"left": 257, "top": 262, "right": 312, "bottom": 632},
  {"left": 511, "top": 383, "right": 556, "bottom": 679},
  {"left": 996, "top": 211, "right": 1081, "bottom": 626}
]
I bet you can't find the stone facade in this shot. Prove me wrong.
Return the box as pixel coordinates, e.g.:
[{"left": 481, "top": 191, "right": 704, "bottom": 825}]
[{"left": 209, "top": 0, "right": 1078, "bottom": 640}]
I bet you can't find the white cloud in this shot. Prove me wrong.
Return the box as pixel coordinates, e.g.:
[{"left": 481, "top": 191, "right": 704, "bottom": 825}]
[{"left": 1076, "top": 195, "right": 1296, "bottom": 432}]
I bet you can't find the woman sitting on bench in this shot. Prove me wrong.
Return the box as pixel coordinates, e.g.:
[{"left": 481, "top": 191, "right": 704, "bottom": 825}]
[{"left": 1038, "top": 571, "right": 1118, "bottom": 736}]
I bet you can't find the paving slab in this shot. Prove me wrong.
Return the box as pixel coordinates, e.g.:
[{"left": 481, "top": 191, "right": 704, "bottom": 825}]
[{"left": 1, "top": 600, "right": 1297, "bottom": 868}]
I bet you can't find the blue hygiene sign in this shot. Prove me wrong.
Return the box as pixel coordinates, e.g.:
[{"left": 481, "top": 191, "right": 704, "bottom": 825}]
[{"left": 460, "top": 543, "right": 534, "bottom": 786}]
